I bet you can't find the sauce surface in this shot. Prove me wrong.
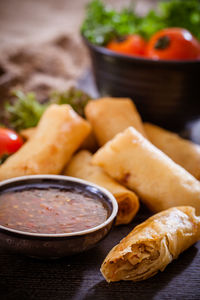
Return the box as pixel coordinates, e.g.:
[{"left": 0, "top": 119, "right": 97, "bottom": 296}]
[{"left": 0, "top": 188, "right": 108, "bottom": 234}]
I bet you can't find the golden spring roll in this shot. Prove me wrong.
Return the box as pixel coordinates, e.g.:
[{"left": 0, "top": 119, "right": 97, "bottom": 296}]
[
  {"left": 85, "top": 97, "right": 146, "bottom": 146},
  {"left": 0, "top": 104, "right": 91, "bottom": 181},
  {"left": 20, "top": 127, "right": 36, "bottom": 140},
  {"left": 144, "top": 122, "right": 200, "bottom": 180},
  {"left": 20, "top": 127, "right": 98, "bottom": 153},
  {"left": 79, "top": 131, "right": 98, "bottom": 153},
  {"left": 101, "top": 206, "right": 200, "bottom": 282},
  {"left": 65, "top": 150, "right": 139, "bottom": 225},
  {"left": 92, "top": 127, "right": 200, "bottom": 215}
]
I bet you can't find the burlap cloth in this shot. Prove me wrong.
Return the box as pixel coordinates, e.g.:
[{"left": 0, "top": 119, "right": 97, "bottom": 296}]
[
  {"left": 0, "top": 34, "right": 90, "bottom": 102},
  {"left": 0, "top": 0, "right": 156, "bottom": 102}
]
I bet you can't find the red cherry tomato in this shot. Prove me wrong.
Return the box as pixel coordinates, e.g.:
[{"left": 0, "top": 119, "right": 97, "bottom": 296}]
[
  {"left": 107, "top": 35, "right": 147, "bottom": 57},
  {"left": 0, "top": 128, "right": 23, "bottom": 157},
  {"left": 146, "top": 28, "right": 200, "bottom": 60}
]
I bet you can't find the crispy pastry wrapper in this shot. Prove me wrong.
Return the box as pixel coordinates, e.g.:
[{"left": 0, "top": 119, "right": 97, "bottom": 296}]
[
  {"left": 101, "top": 206, "right": 200, "bottom": 282},
  {"left": 92, "top": 127, "right": 200, "bottom": 215},
  {"left": 144, "top": 122, "right": 200, "bottom": 180},
  {"left": 78, "top": 131, "right": 98, "bottom": 153},
  {"left": 20, "top": 127, "right": 98, "bottom": 153},
  {"left": 0, "top": 104, "right": 91, "bottom": 181},
  {"left": 65, "top": 150, "right": 139, "bottom": 225},
  {"left": 20, "top": 127, "right": 36, "bottom": 140},
  {"left": 85, "top": 97, "right": 146, "bottom": 146}
]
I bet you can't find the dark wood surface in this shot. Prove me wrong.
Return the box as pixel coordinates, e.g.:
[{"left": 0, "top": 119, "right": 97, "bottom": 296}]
[
  {"left": 1, "top": 72, "right": 200, "bottom": 300},
  {"left": 0, "top": 204, "right": 200, "bottom": 300}
]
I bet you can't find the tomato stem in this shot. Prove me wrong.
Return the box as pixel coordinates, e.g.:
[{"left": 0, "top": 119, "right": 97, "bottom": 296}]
[{"left": 154, "top": 36, "right": 170, "bottom": 50}]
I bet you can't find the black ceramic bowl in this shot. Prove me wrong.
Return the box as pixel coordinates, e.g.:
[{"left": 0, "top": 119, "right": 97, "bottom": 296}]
[
  {"left": 0, "top": 175, "right": 118, "bottom": 259},
  {"left": 84, "top": 38, "right": 200, "bottom": 130}
]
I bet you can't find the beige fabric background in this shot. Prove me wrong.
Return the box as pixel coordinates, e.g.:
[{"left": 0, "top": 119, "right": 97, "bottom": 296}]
[
  {"left": 0, "top": 0, "right": 157, "bottom": 50},
  {"left": 0, "top": 0, "right": 157, "bottom": 104}
]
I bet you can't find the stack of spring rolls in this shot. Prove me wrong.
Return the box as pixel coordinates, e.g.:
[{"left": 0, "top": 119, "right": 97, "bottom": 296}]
[{"left": 1, "top": 97, "right": 200, "bottom": 282}]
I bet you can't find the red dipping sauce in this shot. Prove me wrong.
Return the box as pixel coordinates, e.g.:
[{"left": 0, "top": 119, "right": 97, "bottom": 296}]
[{"left": 0, "top": 188, "right": 108, "bottom": 234}]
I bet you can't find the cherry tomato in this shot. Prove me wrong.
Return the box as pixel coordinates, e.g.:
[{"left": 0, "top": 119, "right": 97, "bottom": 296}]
[
  {"left": 146, "top": 28, "right": 200, "bottom": 60},
  {"left": 107, "top": 35, "right": 147, "bottom": 57},
  {"left": 0, "top": 128, "right": 23, "bottom": 157}
]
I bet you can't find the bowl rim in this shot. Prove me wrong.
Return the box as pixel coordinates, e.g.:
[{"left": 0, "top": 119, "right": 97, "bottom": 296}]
[
  {"left": 0, "top": 175, "right": 118, "bottom": 238},
  {"left": 83, "top": 35, "right": 200, "bottom": 65}
]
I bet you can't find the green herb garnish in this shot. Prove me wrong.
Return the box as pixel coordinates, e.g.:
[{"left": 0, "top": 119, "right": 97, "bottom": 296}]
[
  {"left": 5, "top": 90, "right": 47, "bottom": 131},
  {"left": 81, "top": 0, "right": 200, "bottom": 45},
  {"left": 4, "top": 88, "right": 92, "bottom": 131},
  {"left": 81, "top": 0, "right": 140, "bottom": 45},
  {"left": 51, "top": 87, "right": 91, "bottom": 118},
  {"left": 159, "top": 0, "right": 200, "bottom": 40}
]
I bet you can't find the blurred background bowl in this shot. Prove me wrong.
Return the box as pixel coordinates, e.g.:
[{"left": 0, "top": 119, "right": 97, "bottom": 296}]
[{"left": 84, "top": 38, "right": 200, "bottom": 131}]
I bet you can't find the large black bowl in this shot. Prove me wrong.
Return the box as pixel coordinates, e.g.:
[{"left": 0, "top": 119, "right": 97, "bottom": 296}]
[
  {"left": 0, "top": 175, "right": 118, "bottom": 259},
  {"left": 83, "top": 38, "right": 200, "bottom": 130}
]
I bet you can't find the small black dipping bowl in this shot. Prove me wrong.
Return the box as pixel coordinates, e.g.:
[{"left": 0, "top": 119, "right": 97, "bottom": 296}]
[
  {"left": 0, "top": 175, "right": 118, "bottom": 259},
  {"left": 83, "top": 37, "right": 200, "bottom": 130}
]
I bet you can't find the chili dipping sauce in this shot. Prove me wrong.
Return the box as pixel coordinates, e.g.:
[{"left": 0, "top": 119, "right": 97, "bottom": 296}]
[{"left": 0, "top": 187, "right": 108, "bottom": 234}]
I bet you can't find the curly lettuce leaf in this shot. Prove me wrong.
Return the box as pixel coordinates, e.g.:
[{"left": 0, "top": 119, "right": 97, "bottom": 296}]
[
  {"left": 5, "top": 91, "right": 47, "bottom": 131},
  {"left": 4, "top": 88, "right": 91, "bottom": 131},
  {"left": 51, "top": 87, "right": 91, "bottom": 117}
]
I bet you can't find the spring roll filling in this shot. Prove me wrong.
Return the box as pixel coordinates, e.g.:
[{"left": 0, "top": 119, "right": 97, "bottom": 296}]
[{"left": 103, "top": 238, "right": 173, "bottom": 281}]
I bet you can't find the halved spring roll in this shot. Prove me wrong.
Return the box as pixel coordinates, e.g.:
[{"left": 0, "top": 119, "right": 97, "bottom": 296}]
[
  {"left": 64, "top": 150, "right": 139, "bottom": 225},
  {"left": 144, "top": 122, "right": 200, "bottom": 180},
  {"left": 85, "top": 97, "right": 146, "bottom": 146},
  {"left": 0, "top": 104, "right": 91, "bottom": 181},
  {"left": 101, "top": 206, "right": 200, "bottom": 282},
  {"left": 92, "top": 127, "right": 200, "bottom": 215}
]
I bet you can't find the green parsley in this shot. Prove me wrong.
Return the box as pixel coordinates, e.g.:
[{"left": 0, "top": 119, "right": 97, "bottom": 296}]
[
  {"left": 4, "top": 88, "right": 91, "bottom": 131},
  {"left": 5, "top": 90, "right": 47, "bottom": 131},
  {"left": 81, "top": 0, "right": 200, "bottom": 45}
]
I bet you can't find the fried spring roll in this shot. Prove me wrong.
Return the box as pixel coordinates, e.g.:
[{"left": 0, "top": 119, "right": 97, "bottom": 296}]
[
  {"left": 92, "top": 127, "right": 200, "bottom": 215},
  {"left": 20, "top": 127, "right": 36, "bottom": 140},
  {"left": 101, "top": 206, "right": 200, "bottom": 282},
  {"left": 144, "top": 122, "right": 200, "bottom": 180},
  {"left": 20, "top": 127, "right": 98, "bottom": 153},
  {"left": 78, "top": 131, "right": 98, "bottom": 153},
  {"left": 0, "top": 104, "right": 91, "bottom": 181},
  {"left": 85, "top": 97, "right": 146, "bottom": 146},
  {"left": 65, "top": 150, "right": 139, "bottom": 225}
]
